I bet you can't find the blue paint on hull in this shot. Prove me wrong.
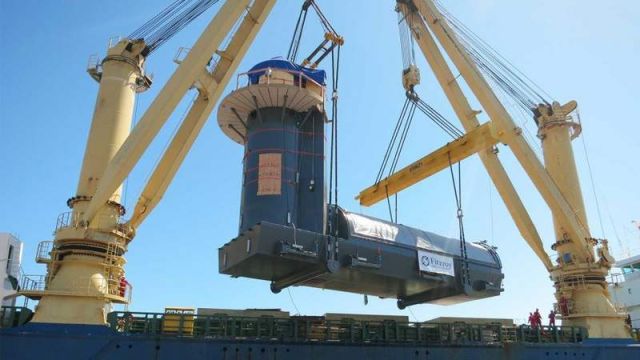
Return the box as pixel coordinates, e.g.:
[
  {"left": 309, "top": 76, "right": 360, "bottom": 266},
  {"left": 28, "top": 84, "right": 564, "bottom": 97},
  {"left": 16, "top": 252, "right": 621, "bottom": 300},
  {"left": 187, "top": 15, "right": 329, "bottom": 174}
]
[{"left": 1, "top": 324, "right": 638, "bottom": 360}]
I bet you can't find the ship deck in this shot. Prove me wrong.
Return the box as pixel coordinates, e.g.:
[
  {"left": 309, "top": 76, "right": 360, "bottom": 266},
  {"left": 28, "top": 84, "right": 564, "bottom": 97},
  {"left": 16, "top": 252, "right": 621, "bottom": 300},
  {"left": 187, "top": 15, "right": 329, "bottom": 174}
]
[{"left": 1, "top": 308, "right": 639, "bottom": 359}]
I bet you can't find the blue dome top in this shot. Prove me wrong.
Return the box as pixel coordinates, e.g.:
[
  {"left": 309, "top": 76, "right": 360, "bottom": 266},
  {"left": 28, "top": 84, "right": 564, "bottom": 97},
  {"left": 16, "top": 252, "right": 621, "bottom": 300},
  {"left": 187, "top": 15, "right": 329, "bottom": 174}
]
[{"left": 248, "top": 58, "right": 326, "bottom": 86}]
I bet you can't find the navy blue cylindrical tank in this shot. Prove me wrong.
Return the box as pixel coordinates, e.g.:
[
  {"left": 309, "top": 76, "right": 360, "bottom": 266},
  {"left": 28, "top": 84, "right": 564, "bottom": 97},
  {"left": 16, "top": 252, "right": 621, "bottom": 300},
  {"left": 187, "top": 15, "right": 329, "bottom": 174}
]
[{"left": 240, "top": 106, "right": 324, "bottom": 234}]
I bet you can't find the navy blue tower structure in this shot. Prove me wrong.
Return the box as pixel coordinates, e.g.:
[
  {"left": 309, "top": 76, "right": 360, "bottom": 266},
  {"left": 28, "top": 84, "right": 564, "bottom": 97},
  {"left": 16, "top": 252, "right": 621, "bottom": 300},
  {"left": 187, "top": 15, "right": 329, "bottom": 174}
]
[
  {"left": 218, "top": 59, "right": 504, "bottom": 308},
  {"left": 240, "top": 105, "right": 324, "bottom": 234},
  {"left": 219, "top": 59, "right": 326, "bottom": 235}
]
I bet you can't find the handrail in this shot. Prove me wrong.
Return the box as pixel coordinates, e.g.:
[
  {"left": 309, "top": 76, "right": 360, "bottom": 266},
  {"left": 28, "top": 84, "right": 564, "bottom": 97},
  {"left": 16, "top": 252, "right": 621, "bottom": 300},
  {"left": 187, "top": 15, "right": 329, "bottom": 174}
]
[
  {"left": 35, "top": 241, "right": 54, "bottom": 262},
  {"left": 20, "top": 275, "right": 47, "bottom": 292},
  {"left": 107, "top": 35, "right": 122, "bottom": 49},
  {"left": 54, "top": 211, "right": 126, "bottom": 233},
  {"left": 235, "top": 66, "right": 324, "bottom": 91},
  {"left": 105, "top": 311, "right": 591, "bottom": 345},
  {"left": 19, "top": 274, "right": 130, "bottom": 303},
  {"left": 0, "top": 306, "right": 33, "bottom": 328}
]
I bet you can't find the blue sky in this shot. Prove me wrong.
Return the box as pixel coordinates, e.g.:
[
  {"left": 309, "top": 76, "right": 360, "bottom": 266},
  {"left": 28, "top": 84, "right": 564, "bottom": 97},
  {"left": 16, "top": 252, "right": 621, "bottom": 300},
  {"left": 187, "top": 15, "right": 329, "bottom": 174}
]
[{"left": 1, "top": 0, "right": 638, "bottom": 323}]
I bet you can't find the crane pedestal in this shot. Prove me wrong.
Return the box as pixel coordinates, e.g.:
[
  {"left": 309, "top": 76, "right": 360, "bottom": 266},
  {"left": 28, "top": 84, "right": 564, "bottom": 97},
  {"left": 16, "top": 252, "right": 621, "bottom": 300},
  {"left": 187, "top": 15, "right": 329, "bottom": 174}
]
[{"left": 537, "top": 102, "right": 628, "bottom": 338}]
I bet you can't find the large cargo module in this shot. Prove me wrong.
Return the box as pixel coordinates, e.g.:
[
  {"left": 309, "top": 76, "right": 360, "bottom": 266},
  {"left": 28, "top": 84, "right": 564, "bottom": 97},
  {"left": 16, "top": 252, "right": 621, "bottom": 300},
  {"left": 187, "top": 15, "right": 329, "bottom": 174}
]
[
  {"left": 217, "top": 59, "right": 503, "bottom": 308},
  {"left": 219, "top": 207, "right": 503, "bottom": 308}
]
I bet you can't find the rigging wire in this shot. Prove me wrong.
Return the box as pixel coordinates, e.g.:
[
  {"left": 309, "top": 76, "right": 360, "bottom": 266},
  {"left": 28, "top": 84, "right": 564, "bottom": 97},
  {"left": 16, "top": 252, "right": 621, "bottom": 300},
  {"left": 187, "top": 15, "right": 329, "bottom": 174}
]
[
  {"left": 141, "top": 93, "right": 199, "bottom": 195},
  {"left": 376, "top": 92, "right": 464, "bottom": 188},
  {"left": 375, "top": 91, "right": 465, "bottom": 226},
  {"left": 128, "top": 0, "right": 221, "bottom": 56},
  {"left": 388, "top": 103, "right": 418, "bottom": 176},
  {"left": 605, "top": 200, "right": 626, "bottom": 256},
  {"left": 488, "top": 180, "right": 494, "bottom": 243},
  {"left": 376, "top": 97, "right": 412, "bottom": 184},
  {"left": 287, "top": 2, "right": 310, "bottom": 62},
  {"left": 309, "top": 1, "right": 338, "bottom": 35},
  {"left": 413, "top": 96, "right": 463, "bottom": 139},
  {"left": 434, "top": 1, "right": 553, "bottom": 116},
  {"left": 123, "top": 92, "right": 141, "bottom": 212},
  {"left": 287, "top": 0, "right": 342, "bottom": 68},
  {"left": 327, "top": 38, "right": 342, "bottom": 238},
  {"left": 407, "top": 307, "right": 419, "bottom": 322},
  {"left": 384, "top": 188, "right": 399, "bottom": 224},
  {"left": 437, "top": 2, "right": 554, "bottom": 100},
  {"left": 287, "top": 288, "right": 301, "bottom": 316},
  {"left": 448, "top": 153, "right": 470, "bottom": 286},
  {"left": 577, "top": 112, "right": 606, "bottom": 238},
  {"left": 439, "top": 5, "right": 552, "bottom": 103},
  {"left": 397, "top": 10, "right": 417, "bottom": 70}
]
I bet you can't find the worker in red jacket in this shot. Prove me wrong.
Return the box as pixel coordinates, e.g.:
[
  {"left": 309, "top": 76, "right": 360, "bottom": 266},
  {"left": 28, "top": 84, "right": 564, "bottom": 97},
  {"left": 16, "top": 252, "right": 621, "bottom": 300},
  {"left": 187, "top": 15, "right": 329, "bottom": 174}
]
[
  {"left": 119, "top": 276, "right": 129, "bottom": 297},
  {"left": 528, "top": 312, "right": 535, "bottom": 328},
  {"left": 559, "top": 295, "right": 569, "bottom": 316},
  {"left": 533, "top": 308, "right": 542, "bottom": 328}
]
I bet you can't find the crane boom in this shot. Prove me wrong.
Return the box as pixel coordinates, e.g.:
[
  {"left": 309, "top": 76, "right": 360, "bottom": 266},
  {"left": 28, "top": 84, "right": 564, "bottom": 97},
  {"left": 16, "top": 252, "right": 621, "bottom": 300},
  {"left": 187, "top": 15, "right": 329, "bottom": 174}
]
[
  {"left": 82, "top": 0, "right": 275, "bottom": 226},
  {"left": 128, "top": 0, "right": 277, "bottom": 229}
]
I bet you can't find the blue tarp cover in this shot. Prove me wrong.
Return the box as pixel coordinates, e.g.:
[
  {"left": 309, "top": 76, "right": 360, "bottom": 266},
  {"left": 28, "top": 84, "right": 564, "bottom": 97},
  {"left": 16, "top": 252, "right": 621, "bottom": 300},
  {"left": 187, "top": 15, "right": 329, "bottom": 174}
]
[{"left": 248, "top": 58, "right": 326, "bottom": 85}]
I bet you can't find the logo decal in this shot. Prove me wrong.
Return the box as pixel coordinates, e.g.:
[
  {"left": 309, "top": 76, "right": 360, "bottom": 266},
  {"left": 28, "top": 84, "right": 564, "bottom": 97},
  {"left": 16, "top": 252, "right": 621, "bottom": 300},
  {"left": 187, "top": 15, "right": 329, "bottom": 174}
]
[
  {"left": 418, "top": 250, "right": 455, "bottom": 277},
  {"left": 421, "top": 256, "right": 430, "bottom": 267}
]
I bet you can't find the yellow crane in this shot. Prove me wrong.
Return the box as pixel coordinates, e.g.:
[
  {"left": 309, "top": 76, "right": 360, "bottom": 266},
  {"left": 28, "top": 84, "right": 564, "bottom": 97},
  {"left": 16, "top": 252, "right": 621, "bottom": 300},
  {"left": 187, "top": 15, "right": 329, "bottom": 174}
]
[
  {"left": 21, "top": 0, "right": 277, "bottom": 325},
  {"left": 18, "top": 0, "right": 628, "bottom": 339},
  {"left": 358, "top": 0, "right": 626, "bottom": 338}
]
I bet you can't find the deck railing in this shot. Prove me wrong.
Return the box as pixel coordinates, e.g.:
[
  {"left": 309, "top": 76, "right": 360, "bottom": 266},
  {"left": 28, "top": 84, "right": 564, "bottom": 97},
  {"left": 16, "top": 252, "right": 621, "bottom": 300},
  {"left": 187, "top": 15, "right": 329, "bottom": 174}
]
[
  {"left": 105, "top": 311, "right": 590, "bottom": 345},
  {"left": 35, "top": 241, "right": 54, "bottom": 263},
  {"left": 54, "top": 211, "right": 126, "bottom": 233},
  {"left": 19, "top": 275, "right": 131, "bottom": 304},
  {"left": 0, "top": 306, "right": 33, "bottom": 328},
  {"left": 235, "top": 67, "right": 324, "bottom": 91},
  {"left": 20, "top": 275, "right": 47, "bottom": 292}
]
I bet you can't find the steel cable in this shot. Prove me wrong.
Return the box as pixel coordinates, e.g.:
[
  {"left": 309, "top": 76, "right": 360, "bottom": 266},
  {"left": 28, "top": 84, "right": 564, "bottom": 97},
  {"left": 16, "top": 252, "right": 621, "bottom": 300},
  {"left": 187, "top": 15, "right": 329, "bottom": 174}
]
[
  {"left": 434, "top": 1, "right": 553, "bottom": 114},
  {"left": 128, "top": 0, "right": 220, "bottom": 55},
  {"left": 448, "top": 153, "right": 470, "bottom": 286}
]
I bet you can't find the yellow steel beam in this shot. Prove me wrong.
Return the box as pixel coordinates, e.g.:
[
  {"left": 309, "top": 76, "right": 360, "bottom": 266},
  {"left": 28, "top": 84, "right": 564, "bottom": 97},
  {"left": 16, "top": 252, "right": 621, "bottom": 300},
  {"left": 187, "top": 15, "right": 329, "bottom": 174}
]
[
  {"left": 128, "top": 0, "right": 277, "bottom": 229},
  {"left": 127, "top": 93, "right": 210, "bottom": 229},
  {"left": 357, "top": 122, "right": 497, "bottom": 207},
  {"left": 397, "top": 4, "right": 552, "bottom": 270},
  {"left": 416, "top": 0, "right": 592, "bottom": 260}
]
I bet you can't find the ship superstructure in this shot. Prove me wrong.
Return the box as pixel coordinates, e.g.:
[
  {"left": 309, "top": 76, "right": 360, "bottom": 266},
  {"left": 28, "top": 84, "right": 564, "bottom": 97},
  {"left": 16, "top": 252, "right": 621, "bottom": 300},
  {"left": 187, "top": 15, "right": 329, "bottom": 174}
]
[
  {"left": 0, "top": 233, "right": 22, "bottom": 308},
  {"left": 609, "top": 249, "right": 640, "bottom": 328}
]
